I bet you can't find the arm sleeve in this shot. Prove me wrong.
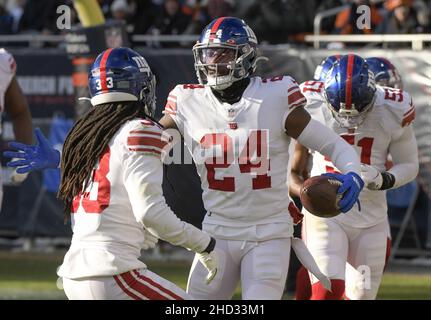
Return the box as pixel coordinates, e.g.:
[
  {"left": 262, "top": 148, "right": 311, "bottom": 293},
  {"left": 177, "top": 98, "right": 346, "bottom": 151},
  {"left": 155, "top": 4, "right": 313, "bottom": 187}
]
[
  {"left": 122, "top": 127, "right": 210, "bottom": 253},
  {"left": 296, "top": 118, "right": 361, "bottom": 174},
  {"left": 388, "top": 125, "right": 419, "bottom": 189}
]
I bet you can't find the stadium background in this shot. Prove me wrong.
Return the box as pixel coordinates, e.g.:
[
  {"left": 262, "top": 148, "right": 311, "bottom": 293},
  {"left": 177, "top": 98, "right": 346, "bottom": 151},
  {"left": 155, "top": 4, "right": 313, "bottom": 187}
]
[{"left": 0, "top": 0, "right": 430, "bottom": 299}]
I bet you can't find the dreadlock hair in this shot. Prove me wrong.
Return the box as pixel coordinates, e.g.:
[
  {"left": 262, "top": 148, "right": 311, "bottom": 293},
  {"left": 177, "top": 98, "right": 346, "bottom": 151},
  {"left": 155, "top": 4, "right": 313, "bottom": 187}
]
[{"left": 58, "top": 101, "right": 149, "bottom": 217}]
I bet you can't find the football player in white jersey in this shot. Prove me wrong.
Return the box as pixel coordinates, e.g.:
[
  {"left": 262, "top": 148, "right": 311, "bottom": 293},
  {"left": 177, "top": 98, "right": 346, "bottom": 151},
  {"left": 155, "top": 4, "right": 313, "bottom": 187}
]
[
  {"left": 0, "top": 48, "right": 33, "bottom": 195},
  {"left": 293, "top": 54, "right": 341, "bottom": 300},
  {"left": 294, "top": 55, "right": 404, "bottom": 300},
  {"left": 290, "top": 54, "right": 419, "bottom": 300},
  {"left": 5, "top": 21, "right": 364, "bottom": 300},
  {"left": 5, "top": 47, "right": 219, "bottom": 300},
  {"left": 158, "top": 17, "right": 365, "bottom": 300}
]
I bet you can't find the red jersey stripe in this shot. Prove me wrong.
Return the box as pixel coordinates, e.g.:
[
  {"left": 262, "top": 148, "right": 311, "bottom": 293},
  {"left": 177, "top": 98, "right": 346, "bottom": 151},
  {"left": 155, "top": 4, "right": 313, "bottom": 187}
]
[
  {"left": 165, "top": 100, "right": 177, "bottom": 112},
  {"left": 288, "top": 90, "right": 306, "bottom": 105},
  {"left": 165, "top": 100, "right": 177, "bottom": 111},
  {"left": 288, "top": 86, "right": 299, "bottom": 93},
  {"left": 289, "top": 100, "right": 307, "bottom": 109},
  {"left": 129, "top": 130, "right": 162, "bottom": 137},
  {"left": 127, "top": 136, "right": 167, "bottom": 149},
  {"left": 404, "top": 108, "right": 415, "bottom": 119},
  {"left": 402, "top": 110, "right": 416, "bottom": 127},
  {"left": 128, "top": 148, "right": 162, "bottom": 154},
  {"left": 404, "top": 106, "right": 415, "bottom": 116}
]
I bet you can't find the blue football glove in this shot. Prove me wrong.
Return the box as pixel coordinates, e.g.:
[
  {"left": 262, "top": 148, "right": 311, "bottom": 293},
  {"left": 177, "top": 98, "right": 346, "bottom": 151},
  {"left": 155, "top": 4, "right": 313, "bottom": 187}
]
[
  {"left": 322, "top": 172, "right": 364, "bottom": 213},
  {"left": 3, "top": 127, "right": 61, "bottom": 174}
]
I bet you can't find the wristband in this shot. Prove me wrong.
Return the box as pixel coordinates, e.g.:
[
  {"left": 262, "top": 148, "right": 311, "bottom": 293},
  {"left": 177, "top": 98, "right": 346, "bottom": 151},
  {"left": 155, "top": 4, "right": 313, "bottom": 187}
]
[
  {"left": 380, "top": 172, "right": 396, "bottom": 190},
  {"left": 202, "top": 237, "right": 216, "bottom": 254}
]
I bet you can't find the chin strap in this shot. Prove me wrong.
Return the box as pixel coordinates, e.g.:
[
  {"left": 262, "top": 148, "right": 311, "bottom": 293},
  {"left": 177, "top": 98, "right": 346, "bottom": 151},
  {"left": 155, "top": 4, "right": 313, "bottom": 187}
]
[
  {"left": 251, "top": 56, "right": 269, "bottom": 71},
  {"left": 211, "top": 78, "right": 250, "bottom": 104}
]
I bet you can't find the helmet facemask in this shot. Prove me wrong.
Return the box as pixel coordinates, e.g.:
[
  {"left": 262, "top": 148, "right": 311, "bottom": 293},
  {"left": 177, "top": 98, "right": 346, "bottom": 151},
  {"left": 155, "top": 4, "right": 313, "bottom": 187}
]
[
  {"left": 324, "top": 91, "right": 376, "bottom": 130},
  {"left": 324, "top": 63, "right": 377, "bottom": 130},
  {"left": 139, "top": 73, "right": 157, "bottom": 117},
  {"left": 193, "top": 42, "right": 257, "bottom": 90},
  {"left": 375, "top": 70, "right": 403, "bottom": 90}
]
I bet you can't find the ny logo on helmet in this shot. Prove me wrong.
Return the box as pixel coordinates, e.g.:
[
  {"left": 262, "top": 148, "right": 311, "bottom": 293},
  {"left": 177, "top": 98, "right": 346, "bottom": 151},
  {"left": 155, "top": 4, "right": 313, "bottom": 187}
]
[
  {"left": 132, "top": 56, "right": 150, "bottom": 73},
  {"left": 244, "top": 26, "right": 257, "bottom": 43}
]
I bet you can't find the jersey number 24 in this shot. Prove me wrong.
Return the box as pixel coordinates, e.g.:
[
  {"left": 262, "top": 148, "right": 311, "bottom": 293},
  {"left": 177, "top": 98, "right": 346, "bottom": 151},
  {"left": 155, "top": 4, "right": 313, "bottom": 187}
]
[{"left": 200, "top": 130, "right": 271, "bottom": 192}]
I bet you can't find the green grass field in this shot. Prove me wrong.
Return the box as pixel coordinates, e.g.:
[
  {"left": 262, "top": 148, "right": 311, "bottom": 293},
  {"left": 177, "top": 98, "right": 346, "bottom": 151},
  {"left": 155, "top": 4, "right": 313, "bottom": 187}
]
[{"left": 0, "top": 250, "right": 431, "bottom": 300}]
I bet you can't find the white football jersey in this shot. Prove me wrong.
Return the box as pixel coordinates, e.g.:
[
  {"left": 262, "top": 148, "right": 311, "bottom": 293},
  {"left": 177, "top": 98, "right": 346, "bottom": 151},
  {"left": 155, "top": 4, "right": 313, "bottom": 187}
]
[
  {"left": 58, "top": 119, "right": 210, "bottom": 279},
  {"left": 164, "top": 76, "right": 307, "bottom": 240},
  {"left": 0, "top": 48, "right": 16, "bottom": 123},
  {"left": 300, "top": 80, "right": 416, "bottom": 227}
]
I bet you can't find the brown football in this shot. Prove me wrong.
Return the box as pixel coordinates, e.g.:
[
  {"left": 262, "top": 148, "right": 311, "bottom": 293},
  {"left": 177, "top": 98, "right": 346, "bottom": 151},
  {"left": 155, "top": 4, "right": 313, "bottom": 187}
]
[{"left": 300, "top": 175, "right": 343, "bottom": 218}]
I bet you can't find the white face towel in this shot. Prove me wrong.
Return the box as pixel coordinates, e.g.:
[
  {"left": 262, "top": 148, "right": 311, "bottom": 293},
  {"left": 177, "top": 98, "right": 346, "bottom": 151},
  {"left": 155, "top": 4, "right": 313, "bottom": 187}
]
[{"left": 291, "top": 237, "right": 332, "bottom": 292}]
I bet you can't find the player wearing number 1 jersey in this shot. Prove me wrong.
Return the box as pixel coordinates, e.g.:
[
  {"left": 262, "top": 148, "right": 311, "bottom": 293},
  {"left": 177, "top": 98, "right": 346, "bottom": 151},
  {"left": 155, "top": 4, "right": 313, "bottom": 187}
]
[
  {"left": 290, "top": 54, "right": 419, "bottom": 300},
  {"left": 159, "top": 17, "right": 364, "bottom": 300}
]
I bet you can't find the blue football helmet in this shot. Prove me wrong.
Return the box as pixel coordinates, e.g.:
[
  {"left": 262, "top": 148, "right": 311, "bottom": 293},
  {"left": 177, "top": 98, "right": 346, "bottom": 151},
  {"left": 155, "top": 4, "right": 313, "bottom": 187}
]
[
  {"left": 193, "top": 17, "right": 260, "bottom": 90},
  {"left": 365, "top": 57, "right": 403, "bottom": 89},
  {"left": 324, "top": 54, "right": 376, "bottom": 129},
  {"left": 313, "top": 54, "right": 341, "bottom": 81},
  {"left": 89, "top": 47, "right": 156, "bottom": 116}
]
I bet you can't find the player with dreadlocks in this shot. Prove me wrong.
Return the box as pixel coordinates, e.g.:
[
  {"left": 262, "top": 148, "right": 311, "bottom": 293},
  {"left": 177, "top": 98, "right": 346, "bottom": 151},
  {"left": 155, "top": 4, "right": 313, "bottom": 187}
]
[
  {"left": 4, "top": 47, "right": 218, "bottom": 300},
  {"left": 59, "top": 100, "right": 151, "bottom": 215}
]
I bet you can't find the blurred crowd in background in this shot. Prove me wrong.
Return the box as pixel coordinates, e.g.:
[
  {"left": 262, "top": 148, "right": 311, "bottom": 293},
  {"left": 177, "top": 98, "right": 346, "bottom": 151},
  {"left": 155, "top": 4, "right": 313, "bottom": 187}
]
[{"left": 0, "top": 0, "right": 430, "bottom": 46}]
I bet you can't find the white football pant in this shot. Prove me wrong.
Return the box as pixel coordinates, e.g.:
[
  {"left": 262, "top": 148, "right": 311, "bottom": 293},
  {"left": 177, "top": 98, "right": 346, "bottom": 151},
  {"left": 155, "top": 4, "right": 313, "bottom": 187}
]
[
  {"left": 187, "top": 238, "right": 291, "bottom": 300},
  {"left": 303, "top": 213, "right": 388, "bottom": 300},
  {"left": 62, "top": 268, "right": 191, "bottom": 300}
]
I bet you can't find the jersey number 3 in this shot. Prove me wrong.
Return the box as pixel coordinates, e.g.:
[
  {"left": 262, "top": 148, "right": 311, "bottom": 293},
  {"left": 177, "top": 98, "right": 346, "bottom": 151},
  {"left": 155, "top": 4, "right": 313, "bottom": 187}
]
[{"left": 200, "top": 131, "right": 271, "bottom": 192}]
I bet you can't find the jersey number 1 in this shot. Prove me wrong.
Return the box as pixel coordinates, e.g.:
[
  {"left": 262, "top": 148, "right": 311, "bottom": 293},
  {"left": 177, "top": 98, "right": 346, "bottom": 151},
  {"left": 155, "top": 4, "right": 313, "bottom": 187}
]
[{"left": 325, "top": 135, "right": 374, "bottom": 172}]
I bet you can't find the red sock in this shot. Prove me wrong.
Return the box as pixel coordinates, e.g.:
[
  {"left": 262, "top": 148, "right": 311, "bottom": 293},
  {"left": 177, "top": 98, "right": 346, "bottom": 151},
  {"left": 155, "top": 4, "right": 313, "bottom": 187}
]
[
  {"left": 295, "top": 266, "right": 312, "bottom": 300},
  {"left": 311, "top": 279, "right": 345, "bottom": 300},
  {"left": 384, "top": 237, "right": 392, "bottom": 271}
]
